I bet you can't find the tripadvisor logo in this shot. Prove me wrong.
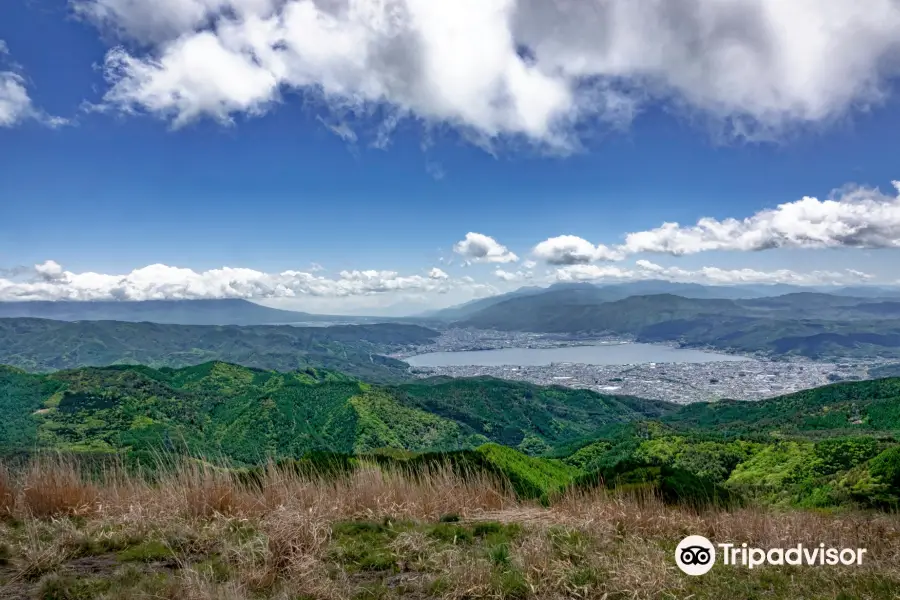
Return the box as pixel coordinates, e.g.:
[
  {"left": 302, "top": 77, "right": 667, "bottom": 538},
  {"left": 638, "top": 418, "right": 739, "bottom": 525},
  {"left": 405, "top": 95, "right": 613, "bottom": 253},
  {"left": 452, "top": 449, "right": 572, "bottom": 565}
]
[
  {"left": 676, "top": 535, "right": 716, "bottom": 575},
  {"left": 675, "top": 535, "right": 868, "bottom": 576}
]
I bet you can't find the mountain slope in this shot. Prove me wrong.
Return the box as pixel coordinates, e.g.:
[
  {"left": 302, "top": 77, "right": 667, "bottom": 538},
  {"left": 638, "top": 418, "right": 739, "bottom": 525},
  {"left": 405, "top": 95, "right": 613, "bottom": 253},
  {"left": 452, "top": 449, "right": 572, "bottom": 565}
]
[
  {"left": 393, "top": 376, "right": 676, "bottom": 451},
  {"left": 0, "top": 362, "right": 674, "bottom": 460},
  {"left": 458, "top": 293, "right": 737, "bottom": 333},
  {"left": 664, "top": 377, "right": 900, "bottom": 437},
  {"left": 0, "top": 318, "right": 438, "bottom": 382}
]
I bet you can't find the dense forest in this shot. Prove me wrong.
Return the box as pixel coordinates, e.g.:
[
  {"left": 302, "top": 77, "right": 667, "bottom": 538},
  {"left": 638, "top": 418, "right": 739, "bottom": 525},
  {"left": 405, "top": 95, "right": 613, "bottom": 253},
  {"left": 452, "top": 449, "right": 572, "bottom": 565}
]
[{"left": 0, "top": 318, "right": 438, "bottom": 382}]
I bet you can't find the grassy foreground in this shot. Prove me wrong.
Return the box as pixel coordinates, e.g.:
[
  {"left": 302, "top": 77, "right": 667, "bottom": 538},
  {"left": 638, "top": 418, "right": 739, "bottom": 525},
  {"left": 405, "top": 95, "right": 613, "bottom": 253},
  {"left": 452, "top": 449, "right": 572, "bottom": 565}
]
[{"left": 2, "top": 459, "right": 900, "bottom": 600}]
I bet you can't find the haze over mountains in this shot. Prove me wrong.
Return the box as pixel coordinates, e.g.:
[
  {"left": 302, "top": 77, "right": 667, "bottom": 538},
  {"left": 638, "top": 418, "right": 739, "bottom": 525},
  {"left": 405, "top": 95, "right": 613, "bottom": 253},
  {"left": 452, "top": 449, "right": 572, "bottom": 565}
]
[
  {"left": 4, "top": 280, "right": 900, "bottom": 326},
  {"left": 0, "top": 298, "right": 375, "bottom": 326},
  {"left": 4, "top": 281, "right": 900, "bottom": 368}
]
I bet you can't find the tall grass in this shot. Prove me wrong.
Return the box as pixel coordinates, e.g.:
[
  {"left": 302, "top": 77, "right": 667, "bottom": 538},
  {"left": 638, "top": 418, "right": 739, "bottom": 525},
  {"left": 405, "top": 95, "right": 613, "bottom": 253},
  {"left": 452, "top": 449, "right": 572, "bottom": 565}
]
[
  {"left": 0, "top": 464, "right": 14, "bottom": 517},
  {"left": 0, "top": 454, "right": 513, "bottom": 522},
  {"left": 2, "top": 455, "right": 900, "bottom": 600},
  {"left": 20, "top": 455, "right": 99, "bottom": 518}
]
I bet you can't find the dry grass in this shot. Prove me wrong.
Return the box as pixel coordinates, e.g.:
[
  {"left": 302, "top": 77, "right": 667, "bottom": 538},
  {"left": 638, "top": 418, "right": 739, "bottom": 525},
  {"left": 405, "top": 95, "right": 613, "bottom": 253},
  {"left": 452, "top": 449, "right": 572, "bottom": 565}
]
[
  {"left": 1, "top": 457, "right": 900, "bottom": 600},
  {"left": 20, "top": 455, "right": 99, "bottom": 518},
  {"left": 0, "top": 464, "right": 14, "bottom": 518}
]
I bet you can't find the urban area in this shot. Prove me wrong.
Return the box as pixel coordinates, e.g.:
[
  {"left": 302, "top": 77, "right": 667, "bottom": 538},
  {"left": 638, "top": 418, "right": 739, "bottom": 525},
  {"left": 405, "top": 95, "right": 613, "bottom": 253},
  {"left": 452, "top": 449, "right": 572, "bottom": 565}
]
[{"left": 397, "top": 329, "right": 878, "bottom": 404}]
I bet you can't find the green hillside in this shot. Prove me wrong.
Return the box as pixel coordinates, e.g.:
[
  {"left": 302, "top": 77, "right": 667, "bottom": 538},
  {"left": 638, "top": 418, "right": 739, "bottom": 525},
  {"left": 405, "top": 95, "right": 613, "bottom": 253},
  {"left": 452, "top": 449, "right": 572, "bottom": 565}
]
[
  {"left": 0, "top": 362, "right": 669, "bottom": 462},
  {"left": 665, "top": 377, "right": 900, "bottom": 437},
  {"left": 393, "top": 376, "right": 675, "bottom": 452},
  {"left": 5, "top": 361, "right": 900, "bottom": 510},
  {"left": 0, "top": 318, "right": 438, "bottom": 382},
  {"left": 554, "top": 377, "right": 900, "bottom": 510}
]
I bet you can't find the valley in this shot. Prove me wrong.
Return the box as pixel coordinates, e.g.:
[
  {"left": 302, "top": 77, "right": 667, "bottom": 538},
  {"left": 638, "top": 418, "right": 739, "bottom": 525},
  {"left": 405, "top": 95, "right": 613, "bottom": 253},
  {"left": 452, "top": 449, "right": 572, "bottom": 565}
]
[{"left": 399, "top": 328, "right": 877, "bottom": 403}]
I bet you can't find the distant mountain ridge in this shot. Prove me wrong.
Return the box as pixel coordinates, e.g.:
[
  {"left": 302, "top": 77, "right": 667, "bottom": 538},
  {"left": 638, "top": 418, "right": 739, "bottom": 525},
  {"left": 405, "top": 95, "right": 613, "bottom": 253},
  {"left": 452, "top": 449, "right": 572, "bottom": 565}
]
[
  {"left": 427, "top": 280, "right": 900, "bottom": 321},
  {"left": 456, "top": 290, "right": 900, "bottom": 359},
  {"left": 6, "top": 282, "right": 900, "bottom": 327},
  {"left": 0, "top": 298, "right": 373, "bottom": 326}
]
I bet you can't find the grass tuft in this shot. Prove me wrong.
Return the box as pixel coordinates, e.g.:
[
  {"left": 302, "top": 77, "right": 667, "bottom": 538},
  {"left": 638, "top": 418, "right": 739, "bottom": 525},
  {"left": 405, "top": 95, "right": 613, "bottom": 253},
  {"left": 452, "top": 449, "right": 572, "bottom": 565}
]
[{"left": 21, "top": 456, "right": 98, "bottom": 518}]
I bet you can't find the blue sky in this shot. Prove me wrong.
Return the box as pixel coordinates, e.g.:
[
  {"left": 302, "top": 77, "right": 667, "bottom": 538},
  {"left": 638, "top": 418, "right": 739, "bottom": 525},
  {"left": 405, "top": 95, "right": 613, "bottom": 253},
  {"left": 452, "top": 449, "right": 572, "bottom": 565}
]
[{"left": 3, "top": 0, "right": 900, "bottom": 315}]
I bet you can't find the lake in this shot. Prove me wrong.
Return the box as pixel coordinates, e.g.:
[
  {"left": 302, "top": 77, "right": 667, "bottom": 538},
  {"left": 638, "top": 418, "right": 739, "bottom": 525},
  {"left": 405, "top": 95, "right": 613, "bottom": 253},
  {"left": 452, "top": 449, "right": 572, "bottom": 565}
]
[{"left": 404, "top": 343, "right": 752, "bottom": 367}]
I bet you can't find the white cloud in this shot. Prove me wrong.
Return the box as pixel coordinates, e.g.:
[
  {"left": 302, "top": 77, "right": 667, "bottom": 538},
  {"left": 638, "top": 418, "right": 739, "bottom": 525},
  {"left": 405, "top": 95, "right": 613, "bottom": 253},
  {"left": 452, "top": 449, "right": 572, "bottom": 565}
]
[
  {"left": 555, "top": 260, "right": 875, "bottom": 286},
  {"left": 555, "top": 264, "right": 636, "bottom": 282},
  {"left": 494, "top": 268, "right": 533, "bottom": 282},
  {"left": 76, "top": 0, "right": 900, "bottom": 147},
  {"left": 0, "top": 71, "right": 35, "bottom": 127},
  {"left": 33, "top": 260, "right": 65, "bottom": 281},
  {"left": 532, "top": 235, "right": 624, "bottom": 264},
  {"left": 453, "top": 232, "right": 519, "bottom": 264},
  {"left": 622, "top": 181, "right": 900, "bottom": 255},
  {"left": 535, "top": 181, "right": 900, "bottom": 263},
  {"left": 522, "top": 259, "right": 537, "bottom": 269},
  {"left": 0, "top": 261, "right": 469, "bottom": 301},
  {"left": 0, "top": 41, "right": 68, "bottom": 128}
]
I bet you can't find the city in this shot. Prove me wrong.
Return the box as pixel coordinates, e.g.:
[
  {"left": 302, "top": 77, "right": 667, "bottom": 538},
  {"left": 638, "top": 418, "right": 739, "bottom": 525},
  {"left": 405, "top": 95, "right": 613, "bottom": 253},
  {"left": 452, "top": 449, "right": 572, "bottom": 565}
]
[{"left": 399, "top": 329, "right": 878, "bottom": 403}]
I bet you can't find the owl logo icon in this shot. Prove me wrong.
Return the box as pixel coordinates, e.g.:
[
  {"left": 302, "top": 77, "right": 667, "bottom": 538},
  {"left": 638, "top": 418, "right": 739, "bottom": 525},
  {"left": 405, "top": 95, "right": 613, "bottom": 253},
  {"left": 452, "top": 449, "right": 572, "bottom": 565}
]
[{"left": 676, "top": 535, "right": 716, "bottom": 575}]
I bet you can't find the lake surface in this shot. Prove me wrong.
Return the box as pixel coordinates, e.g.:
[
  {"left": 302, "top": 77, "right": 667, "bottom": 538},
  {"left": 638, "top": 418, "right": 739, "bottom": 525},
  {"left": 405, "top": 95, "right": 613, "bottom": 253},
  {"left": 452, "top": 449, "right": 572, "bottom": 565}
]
[{"left": 404, "top": 343, "right": 752, "bottom": 367}]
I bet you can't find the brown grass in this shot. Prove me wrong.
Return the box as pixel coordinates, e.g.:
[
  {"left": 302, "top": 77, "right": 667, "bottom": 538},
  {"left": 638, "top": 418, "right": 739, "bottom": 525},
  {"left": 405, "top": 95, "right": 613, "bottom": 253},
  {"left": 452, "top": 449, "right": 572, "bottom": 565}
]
[
  {"left": 20, "top": 455, "right": 99, "bottom": 518},
  {"left": 1, "top": 457, "right": 900, "bottom": 600},
  {"left": 0, "top": 464, "right": 14, "bottom": 517}
]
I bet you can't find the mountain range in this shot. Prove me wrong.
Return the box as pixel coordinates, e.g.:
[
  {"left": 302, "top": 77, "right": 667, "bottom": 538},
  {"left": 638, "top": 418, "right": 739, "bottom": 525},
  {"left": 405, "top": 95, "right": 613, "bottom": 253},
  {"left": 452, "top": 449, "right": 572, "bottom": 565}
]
[
  {"left": 454, "top": 290, "right": 900, "bottom": 359},
  {"left": 0, "top": 318, "right": 437, "bottom": 382},
  {"left": 5, "top": 281, "right": 900, "bottom": 367},
  {"left": 4, "top": 281, "right": 900, "bottom": 327},
  {"left": 424, "top": 281, "right": 900, "bottom": 321},
  {"left": 0, "top": 298, "right": 374, "bottom": 326}
]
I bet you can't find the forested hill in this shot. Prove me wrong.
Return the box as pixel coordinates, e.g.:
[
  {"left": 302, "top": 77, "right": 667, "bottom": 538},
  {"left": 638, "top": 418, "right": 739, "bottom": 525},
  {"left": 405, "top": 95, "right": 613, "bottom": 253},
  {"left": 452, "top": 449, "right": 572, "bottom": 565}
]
[
  {"left": 664, "top": 376, "right": 900, "bottom": 437},
  {"left": 0, "top": 318, "right": 438, "bottom": 382},
  {"left": 0, "top": 362, "right": 674, "bottom": 462},
  {"left": 4, "top": 362, "right": 900, "bottom": 510}
]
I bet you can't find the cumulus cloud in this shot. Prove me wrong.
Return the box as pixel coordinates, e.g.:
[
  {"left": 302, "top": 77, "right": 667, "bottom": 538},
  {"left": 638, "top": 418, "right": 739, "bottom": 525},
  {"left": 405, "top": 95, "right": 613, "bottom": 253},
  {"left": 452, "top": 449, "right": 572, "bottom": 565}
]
[
  {"left": 621, "top": 182, "right": 900, "bottom": 255},
  {"left": 534, "top": 181, "right": 900, "bottom": 263},
  {"left": 75, "top": 0, "right": 900, "bottom": 147},
  {"left": 532, "top": 235, "right": 624, "bottom": 264},
  {"left": 555, "top": 260, "right": 874, "bottom": 286},
  {"left": 453, "top": 232, "right": 519, "bottom": 264},
  {"left": 0, "top": 41, "right": 68, "bottom": 128},
  {"left": 555, "top": 264, "right": 636, "bottom": 282},
  {"left": 0, "top": 70, "right": 35, "bottom": 127},
  {"left": 494, "top": 268, "right": 533, "bottom": 282},
  {"left": 0, "top": 261, "right": 468, "bottom": 301}
]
